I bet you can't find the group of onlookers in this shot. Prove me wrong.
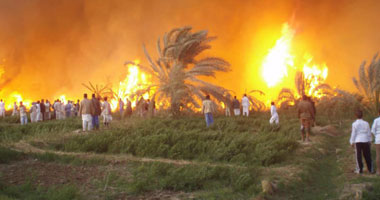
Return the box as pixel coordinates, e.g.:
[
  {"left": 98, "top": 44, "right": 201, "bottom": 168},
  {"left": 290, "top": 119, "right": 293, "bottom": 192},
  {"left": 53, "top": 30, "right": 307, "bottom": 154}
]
[{"left": 79, "top": 93, "right": 112, "bottom": 131}]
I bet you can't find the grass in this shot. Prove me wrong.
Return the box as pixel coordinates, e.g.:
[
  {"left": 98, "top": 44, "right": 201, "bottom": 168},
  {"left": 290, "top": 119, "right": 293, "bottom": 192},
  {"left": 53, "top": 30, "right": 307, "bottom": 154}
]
[
  {"left": 0, "top": 180, "right": 82, "bottom": 200},
  {"left": 0, "top": 117, "right": 81, "bottom": 143},
  {"left": 49, "top": 114, "right": 299, "bottom": 167},
  {"left": 0, "top": 146, "right": 25, "bottom": 164}
]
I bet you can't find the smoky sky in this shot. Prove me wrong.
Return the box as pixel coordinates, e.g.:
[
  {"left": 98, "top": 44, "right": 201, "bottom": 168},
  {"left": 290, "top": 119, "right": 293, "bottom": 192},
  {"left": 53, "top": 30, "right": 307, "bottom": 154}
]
[{"left": 0, "top": 0, "right": 379, "bottom": 100}]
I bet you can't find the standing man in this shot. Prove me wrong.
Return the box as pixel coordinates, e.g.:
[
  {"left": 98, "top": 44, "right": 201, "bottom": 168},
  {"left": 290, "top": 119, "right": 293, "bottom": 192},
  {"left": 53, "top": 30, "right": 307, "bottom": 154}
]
[
  {"left": 19, "top": 102, "right": 28, "bottom": 125},
  {"left": 53, "top": 100, "right": 61, "bottom": 120},
  {"left": 45, "top": 100, "right": 51, "bottom": 120},
  {"left": 30, "top": 102, "right": 37, "bottom": 123},
  {"left": 91, "top": 94, "right": 101, "bottom": 130},
  {"left": 0, "top": 99, "right": 5, "bottom": 118},
  {"left": 79, "top": 93, "right": 94, "bottom": 131},
  {"left": 202, "top": 95, "right": 214, "bottom": 127},
  {"left": 118, "top": 98, "right": 124, "bottom": 119},
  {"left": 371, "top": 109, "right": 380, "bottom": 175},
  {"left": 36, "top": 101, "right": 42, "bottom": 122},
  {"left": 297, "top": 95, "right": 314, "bottom": 142},
  {"left": 350, "top": 110, "right": 373, "bottom": 174},
  {"left": 102, "top": 97, "right": 112, "bottom": 127},
  {"left": 232, "top": 96, "right": 240, "bottom": 116},
  {"left": 241, "top": 94, "right": 250, "bottom": 117},
  {"left": 269, "top": 102, "right": 279, "bottom": 125},
  {"left": 12, "top": 102, "right": 18, "bottom": 116},
  {"left": 126, "top": 98, "right": 132, "bottom": 117},
  {"left": 65, "top": 100, "right": 72, "bottom": 117},
  {"left": 40, "top": 99, "right": 46, "bottom": 121}
]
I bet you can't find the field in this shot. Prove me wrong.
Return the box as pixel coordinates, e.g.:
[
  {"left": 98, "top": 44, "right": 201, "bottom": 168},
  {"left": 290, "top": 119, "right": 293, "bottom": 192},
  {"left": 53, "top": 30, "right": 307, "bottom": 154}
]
[{"left": 1, "top": 109, "right": 380, "bottom": 200}]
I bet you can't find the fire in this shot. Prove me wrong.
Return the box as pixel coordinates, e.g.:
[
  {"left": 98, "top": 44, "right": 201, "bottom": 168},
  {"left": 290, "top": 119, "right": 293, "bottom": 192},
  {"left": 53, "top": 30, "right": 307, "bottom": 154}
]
[
  {"left": 262, "top": 23, "right": 295, "bottom": 87},
  {"left": 110, "top": 60, "right": 151, "bottom": 111},
  {"left": 261, "top": 22, "right": 329, "bottom": 100},
  {"left": 4, "top": 92, "right": 32, "bottom": 110}
]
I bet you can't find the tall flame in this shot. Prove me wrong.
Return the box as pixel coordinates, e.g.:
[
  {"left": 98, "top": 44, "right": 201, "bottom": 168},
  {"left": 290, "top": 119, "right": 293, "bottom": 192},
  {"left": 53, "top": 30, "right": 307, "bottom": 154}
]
[{"left": 262, "top": 22, "right": 329, "bottom": 100}]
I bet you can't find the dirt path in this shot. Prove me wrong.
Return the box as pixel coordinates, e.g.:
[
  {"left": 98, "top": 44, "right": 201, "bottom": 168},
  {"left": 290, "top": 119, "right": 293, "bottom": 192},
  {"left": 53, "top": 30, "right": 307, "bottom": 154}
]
[{"left": 9, "top": 140, "right": 248, "bottom": 169}]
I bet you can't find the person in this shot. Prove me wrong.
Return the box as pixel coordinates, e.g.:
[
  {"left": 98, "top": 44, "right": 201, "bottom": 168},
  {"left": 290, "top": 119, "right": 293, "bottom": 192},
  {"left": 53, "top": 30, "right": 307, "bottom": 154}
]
[
  {"left": 45, "top": 100, "right": 51, "bottom": 120},
  {"left": 12, "top": 102, "right": 18, "bottom": 116},
  {"left": 232, "top": 96, "right": 240, "bottom": 116},
  {"left": 36, "top": 101, "right": 42, "bottom": 122},
  {"left": 60, "top": 100, "right": 66, "bottom": 119},
  {"left": 307, "top": 96, "right": 316, "bottom": 126},
  {"left": 144, "top": 99, "right": 150, "bottom": 117},
  {"left": 79, "top": 93, "right": 94, "bottom": 131},
  {"left": 118, "top": 98, "right": 124, "bottom": 119},
  {"left": 91, "top": 94, "right": 101, "bottom": 130},
  {"left": 137, "top": 97, "right": 145, "bottom": 117},
  {"left": 126, "top": 98, "right": 132, "bottom": 117},
  {"left": 53, "top": 100, "right": 61, "bottom": 120},
  {"left": 202, "top": 95, "right": 214, "bottom": 127},
  {"left": 101, "top": 97, "right": 112, "bottom": 127},
  {"left": 270, "top": 102, "right": 279, "bottom": 125},
  {"left": 76, "top": 99, "right": 80, "bottom": 116},
  {"left": 297, "top": 95, "right": 314, "bottom": 142},
  {"left": 0, "top": 99, "right": 5, "bottom": 118},
  {"left": 30, "top": 102, "right": 37, "bottom": 123},
  {"left": 19, "top": 102, "right": 28, "bottom": 125},
  {"left": 65, "top": 100, "right": 72, "bottom": 117},
  {"left": 350, "top": 110, "right": 373, "bottom": 174},
  {"left": 371, "top": 109, "right": 380, "bottom": 175},
  {"left": 40, "top": 99, "right": 46, "bottom": 121},
  {"left": 151, "top": 99, "right": 156, "bottom": 116},
  {"left": 241, "top": 94, "right": 250, "bottom": 117}
]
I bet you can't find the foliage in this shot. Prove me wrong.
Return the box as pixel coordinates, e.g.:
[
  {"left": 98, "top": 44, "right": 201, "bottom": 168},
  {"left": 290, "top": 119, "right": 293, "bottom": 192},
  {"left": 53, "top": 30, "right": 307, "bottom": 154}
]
[
  {"left": 82, "top": 81, "right": 112, "bottom": 99},
  {"left": 0, "top": 180, "right": 82, "bottom": 200},
  {"left": 126, "top": 26, "right": 231, "bottom": 115},
  {"left": 278, "top": 71, "right": 333, "bottom": 107},
  {"left": 52, "top": 115, "right": 299, "bottom": 166},
  {"left": 0, "top": 146, "right": 24, "bottom": 164},
  {"left": 353, "top": 53, "right": 380, "bottom": 114}
]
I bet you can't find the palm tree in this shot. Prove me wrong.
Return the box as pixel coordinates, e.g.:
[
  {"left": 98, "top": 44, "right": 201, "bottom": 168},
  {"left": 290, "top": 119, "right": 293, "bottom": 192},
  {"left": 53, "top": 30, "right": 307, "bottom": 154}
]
[
  {"left": 353, "top": 53, "right": 380, "bottom": 114},
  {"left": 246, "top": 90, "right": 266, "bottom": 111},
  {"left": 82, "top": 82, "right": 112, "bottom": 98},
  {"left": 278, "top": 70, "right": 333, "bottom": 107},
  {"left": 125, "top": 26, "right": 230, "bottom": 115}
]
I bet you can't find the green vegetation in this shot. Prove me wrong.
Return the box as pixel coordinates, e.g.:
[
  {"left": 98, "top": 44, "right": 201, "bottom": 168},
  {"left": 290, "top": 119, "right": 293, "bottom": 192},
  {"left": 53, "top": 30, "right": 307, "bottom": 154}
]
[
  {"left": 0, "top": 180, "right": 82, "bottom": 200},
  {"left": 0, "top": 146, "right": 24, "bottom": 164},
  {"left": 50, "top": 115, "right": 298, "bottom": 166}
]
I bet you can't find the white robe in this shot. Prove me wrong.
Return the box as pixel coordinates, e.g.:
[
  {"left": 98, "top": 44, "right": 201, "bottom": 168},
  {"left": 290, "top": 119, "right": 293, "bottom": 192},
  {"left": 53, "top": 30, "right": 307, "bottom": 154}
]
[
  {"left": 102, "top": 101, "right": 112, "bottom": 123},
  {"left": 12, "top": 104, "right": 18, "bottom": 116},
  {"left": 241, "top": 96, "right": 250, "bottom": 116},
  {"left": 0, "top": 102, "right": 5, "bottom": 117},
  {"left": 269, "top": 105, "right": 279, "bottom": 124}
]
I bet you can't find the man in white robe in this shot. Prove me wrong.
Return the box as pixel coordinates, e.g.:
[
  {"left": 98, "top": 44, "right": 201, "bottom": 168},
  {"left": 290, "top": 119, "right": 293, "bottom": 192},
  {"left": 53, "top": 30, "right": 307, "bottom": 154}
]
[{"left": 241, "top": 94, "right": 250, "bottom": 117}]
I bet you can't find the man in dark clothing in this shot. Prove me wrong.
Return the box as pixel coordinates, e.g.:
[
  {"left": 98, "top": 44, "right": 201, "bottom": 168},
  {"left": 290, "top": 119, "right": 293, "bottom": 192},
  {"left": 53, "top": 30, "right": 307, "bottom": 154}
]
[
  {"left": 297, "top": 95, "right": 315, "bottom": 142},
  {"left": 232, "top": 96, "right": 240, "bottom": 116},
  {"left": 91, "top": 94, "right": 102, "bottom": 130},
  {"left": 40, "top": 99, "right": 46, "bottom": 121},
  {"left": 126, "top": 98, "right": 132, "bottom": 117}
]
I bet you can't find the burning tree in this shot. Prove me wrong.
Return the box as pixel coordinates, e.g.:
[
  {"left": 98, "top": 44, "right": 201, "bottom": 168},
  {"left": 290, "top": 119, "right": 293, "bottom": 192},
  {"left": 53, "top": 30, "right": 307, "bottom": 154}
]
[
  {"left": 353, "top": 53, "right": 380, "bottom": 114},
  {"left": 126, "top": 26, "right": 230, "bottom": 115},
  {"left": 278, "top": 70, "right": 333, "bottom": 107}
]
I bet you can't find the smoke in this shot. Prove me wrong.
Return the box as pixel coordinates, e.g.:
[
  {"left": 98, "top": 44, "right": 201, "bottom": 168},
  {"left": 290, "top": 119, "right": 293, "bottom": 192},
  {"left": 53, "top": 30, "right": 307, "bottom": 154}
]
[{"left": 0, "top": 0, "right": 379, "bottom": 101}]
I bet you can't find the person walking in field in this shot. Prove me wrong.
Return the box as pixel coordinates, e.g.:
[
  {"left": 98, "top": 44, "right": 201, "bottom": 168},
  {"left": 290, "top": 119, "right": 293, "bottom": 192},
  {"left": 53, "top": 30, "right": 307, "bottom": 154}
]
[
  {"left": 101, "top": 97, "right": 112, "bottom": 127},
  {"left": 202, "top": 95, "right": 214, "bottom": 127},
  {"left": 12, "top": 102, "right": 18, "bottom": 116},
  {"left": 241, "top": 94, "right": 250, "bottom": 117},
  {"left": 79, "top": 93, "right": 95, "bottom": 131},
  {"left": 371, "top": 109, "right": 380, "bottom": 175},
  {"left": 269, "top": 102, "right": 279, "bottom": 125},
  {"left": 19, "top": 102, "right": 28, "bottom": 125},
  {"left": 91, "top": 94, "right": 101, "bottom": 130},
  {"left": 232, "top": 96, "right": 240, "bottom": 116},
  {"left": 350, "top": 110, "right": 373, "bottom": 174},
  {"left": 297, "top": 95, "right": 314, "bottom": 142},
  {"left": 0, "top": 99, "right": 5, "bottom": 117}
]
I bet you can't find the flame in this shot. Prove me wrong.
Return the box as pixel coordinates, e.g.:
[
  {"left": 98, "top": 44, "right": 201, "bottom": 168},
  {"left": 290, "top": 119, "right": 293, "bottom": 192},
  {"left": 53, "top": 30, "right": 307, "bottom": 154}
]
[
  {"left": 110, "top": 60, "right": 151, "bottom": 111},
  {"left": 262, "top": 23, "right": 295, "bottom": 87},
  {"left": 4, "top": 92, "right": 32, "bottom": 110},
  {"left": 261, "top": 22, "right": 329, "bottom": 101}
]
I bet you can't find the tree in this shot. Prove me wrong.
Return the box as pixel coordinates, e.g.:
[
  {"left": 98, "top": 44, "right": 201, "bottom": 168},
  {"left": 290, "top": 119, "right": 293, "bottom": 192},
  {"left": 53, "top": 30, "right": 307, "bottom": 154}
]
[
  {"left": 278, "top": 71, "right": 333, "bottom": 107},
  {"left": 353, "top": 53, "right": 380, "bottom": 114},
  {"left": 126, "top": 26, "right": 230, "bottom": 115},
  {"left": 82, "top": 82, "right": 112, "bottom": 98}
]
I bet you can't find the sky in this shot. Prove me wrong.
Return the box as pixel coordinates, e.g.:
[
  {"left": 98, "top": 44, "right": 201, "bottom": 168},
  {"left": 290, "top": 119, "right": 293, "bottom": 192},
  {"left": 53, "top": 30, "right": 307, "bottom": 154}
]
[{"left": 0, "top": 0, "right": 379, "bottom": 102}]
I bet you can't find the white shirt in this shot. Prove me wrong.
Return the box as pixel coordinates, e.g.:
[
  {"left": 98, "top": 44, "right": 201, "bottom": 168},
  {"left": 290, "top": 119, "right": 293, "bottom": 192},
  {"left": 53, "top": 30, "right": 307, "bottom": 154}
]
[
  {"left": 350, "top": 119, "right": 371, "bottom": 145},
  {"left": 270, "top": 105, "right": 278, "bottom": 116},
  {"left": 0, "top": 101, "right": 5, "bottom": 110},
  {"left": 371, "top": 117, "right": 380, "bottom": 144},
  {"left": 241, "top": 96, "right": 250, "bottom": 107}
]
